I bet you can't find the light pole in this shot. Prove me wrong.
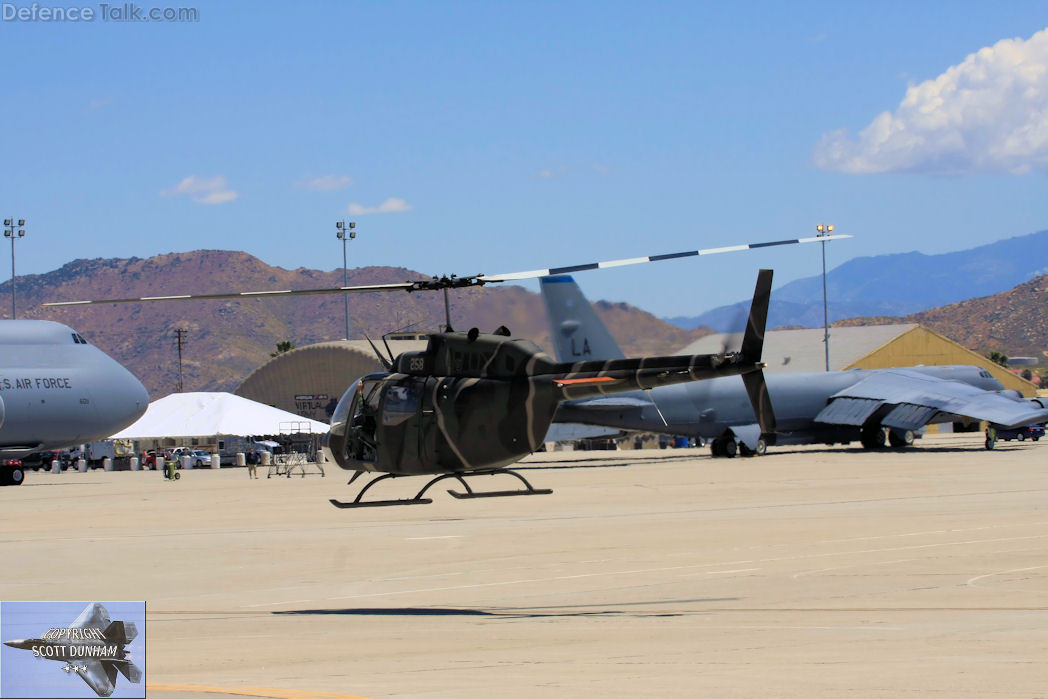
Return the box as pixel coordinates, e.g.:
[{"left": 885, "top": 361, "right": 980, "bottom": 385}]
[
  {"left": 816, "top": 223, "right": 834, "bottom": 372},
  {"left": 3, "top": 218, "right": 25, "bottom": 320},
  {"left": 335, "top": 220, "right": 356, "bottom": 340}
]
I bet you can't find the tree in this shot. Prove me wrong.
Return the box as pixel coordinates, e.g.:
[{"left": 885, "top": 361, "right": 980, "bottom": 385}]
[
  {"left": 271, "top": 340, "right": 296, "bottom": 357},
  {"left": 986, "top": 350, "right": 1009, "bottom": 366}
]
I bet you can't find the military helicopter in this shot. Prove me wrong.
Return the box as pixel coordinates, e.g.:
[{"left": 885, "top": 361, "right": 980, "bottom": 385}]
[{"left": 43, "top": 234, "right": 847, "bottom": 506}]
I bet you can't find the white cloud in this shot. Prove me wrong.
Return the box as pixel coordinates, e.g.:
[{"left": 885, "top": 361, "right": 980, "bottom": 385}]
[
  {"left": 162, "top": 175, "right": 239, "bottom": 205},
  {"left": 296, "top": 174, "right": 353, "bottom": 191},
  {"left": 346, "top": 197, "right": 412, "bottom": 216},
  {"left": 537, "top": 168, "right": 555, "bottom": 179},
  {"left": 814, "top": 27, "right": 1048, "bottom": 175}
]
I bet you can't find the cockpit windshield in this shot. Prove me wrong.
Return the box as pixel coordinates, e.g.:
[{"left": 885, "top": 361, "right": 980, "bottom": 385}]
[{"left": 344, "top": 374, "right": 386, "bottom": 463}]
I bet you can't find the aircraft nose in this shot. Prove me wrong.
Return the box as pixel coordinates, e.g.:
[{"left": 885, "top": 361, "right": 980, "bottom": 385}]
[
  {"left": 4, "top": 639, "right": 32, "bottom": 650},
  {"left": 98, "top": 367, "right": 150, "bottom": 433}
]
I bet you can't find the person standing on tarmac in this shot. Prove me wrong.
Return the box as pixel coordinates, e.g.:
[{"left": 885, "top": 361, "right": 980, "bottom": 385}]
[{"left": 247, "top": 449, "right": 259, "bottom": 479}]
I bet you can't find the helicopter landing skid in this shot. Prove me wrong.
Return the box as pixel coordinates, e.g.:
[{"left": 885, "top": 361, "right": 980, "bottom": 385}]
[
  {"left": 446, "top": 468, "right": 552, "bottom": 499},
  {"left": 329, "top": 469, "right": 551, "bottom": 509}
]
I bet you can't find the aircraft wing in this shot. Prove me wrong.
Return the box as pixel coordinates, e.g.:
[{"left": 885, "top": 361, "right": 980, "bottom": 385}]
[
  {"left": 814, "top": 369, "right": 1048, "bottom": 430},
  {"left": 75, "top": 659, "right": 118, "bottom": 697}
]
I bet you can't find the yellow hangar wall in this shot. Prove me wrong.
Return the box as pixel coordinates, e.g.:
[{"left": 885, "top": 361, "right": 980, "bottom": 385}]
[
  {"left": 235, "top": 340, "right": 428, "bottom": 423},
  {"left": 844, "top": 325, "right": 1037, "bottom": 397}
]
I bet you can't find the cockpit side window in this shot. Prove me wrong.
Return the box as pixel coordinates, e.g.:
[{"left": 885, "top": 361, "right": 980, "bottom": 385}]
[{"left": 70, "top": 333, "right": 89, "bottom": 345}]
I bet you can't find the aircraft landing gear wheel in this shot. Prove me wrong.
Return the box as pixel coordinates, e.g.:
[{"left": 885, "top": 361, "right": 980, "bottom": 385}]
[
  {"left": 1, "top": 467, "right": 24, "bottom": 486},
  {"left": 1017, "top": 432, "right": 1025, "bottom": 441},
  {"left": 710, "top": 440, "right": 723, "bottom": 457},
  {"left": 861, "top": 426, "right": 886, "bottom": 450},
  {"left": 723, "top": 439, "right": 737, "bottom": 458},
  {"left": 754, "top": 438, "right": 767, "bottom": 456},
  {"left": 889, "top": 429, "right": 914, "bottom": 448}
]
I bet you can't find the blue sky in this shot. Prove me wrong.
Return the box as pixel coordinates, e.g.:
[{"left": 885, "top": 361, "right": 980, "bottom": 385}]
[
  {"left": 1, "top": 1, "right": 1047, "bottom": 318},
  {"left": 1, "top": 600, "right": 145, "bottom": 698}
]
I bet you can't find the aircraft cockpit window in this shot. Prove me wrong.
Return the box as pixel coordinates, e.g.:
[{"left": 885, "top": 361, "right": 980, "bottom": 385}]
[
  {"left": 383, "top": 382, "right": 421, "bottom": 426},
  {"left": 346, "top": 378, "right": 382, "bottom": 463},
  {"left": 70, "top": 333, "right": 89, "bottom": 345},
  {"left": 979, "top": 369, "right": 992, "bottom": 379}
]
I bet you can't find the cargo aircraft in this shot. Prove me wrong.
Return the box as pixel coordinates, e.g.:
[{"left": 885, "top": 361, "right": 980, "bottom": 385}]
[{"left": 0, "top": 320, "right": 150, "bottom": 485}]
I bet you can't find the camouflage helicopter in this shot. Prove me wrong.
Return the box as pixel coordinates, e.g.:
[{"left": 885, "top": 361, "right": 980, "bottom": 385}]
[{"left": 44, "top": 235, "right": 847, "bottom": 507}]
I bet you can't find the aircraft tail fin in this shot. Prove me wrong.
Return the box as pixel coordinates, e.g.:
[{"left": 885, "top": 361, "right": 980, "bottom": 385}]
[
  {"left": 540, "top": 275, "right": 625, "bottom": 361},
  {"left": 739, "top": 269, "right": 776, "bottom": 443},
  {"left": 740, "top": 269, "right": 772, "bottom": 363},
  {"left": 102, "top": 620, "right": 137, "bottom": 645}
]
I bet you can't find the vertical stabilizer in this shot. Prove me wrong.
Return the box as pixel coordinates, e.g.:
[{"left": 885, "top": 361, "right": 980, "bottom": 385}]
[
  {"left": 740, "top": 269, "right": 772, "bottom": 363},
  {"left": 539, "top": 275, "right": 625, "bottom": 361}
]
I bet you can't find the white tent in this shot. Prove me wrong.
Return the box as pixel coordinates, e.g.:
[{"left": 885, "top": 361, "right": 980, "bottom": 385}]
[{"left": 111, "top": 392, "right": 329, "bottom": 439}]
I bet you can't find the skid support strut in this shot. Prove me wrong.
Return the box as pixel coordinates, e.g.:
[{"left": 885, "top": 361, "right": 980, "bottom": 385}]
[{"left": 330, "top": 468, "right": 552, "bottom": 508}]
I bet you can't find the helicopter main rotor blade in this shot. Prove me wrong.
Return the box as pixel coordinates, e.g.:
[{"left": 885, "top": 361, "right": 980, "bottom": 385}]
[
  {"left": 42, "top": 282, "right": 420, "bottom": 307},
  {"left": 479, "top": 234, "right": 850, "bottom": 282},
  {"left": 41, "top": 233, "right": 849, "bottom": 307}
]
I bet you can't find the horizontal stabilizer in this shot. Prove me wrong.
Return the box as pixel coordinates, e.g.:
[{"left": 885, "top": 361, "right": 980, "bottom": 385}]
[
  {"left": 562, "top": 396, "right": 654, "bottom": 409},
  {"left": 729, "top": 424, "right": 762, "bottom": 450},
  {"left": 543, "top": 423, "right": 620, "bottom": 442},
  {"left": 111, "top": 659, "right": 143, "bottom": 683}
]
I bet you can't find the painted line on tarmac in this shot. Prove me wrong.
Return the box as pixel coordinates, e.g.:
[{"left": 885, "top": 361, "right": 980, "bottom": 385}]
[{"left": 147, "top": 684, "right": 370, "bottom": 699}]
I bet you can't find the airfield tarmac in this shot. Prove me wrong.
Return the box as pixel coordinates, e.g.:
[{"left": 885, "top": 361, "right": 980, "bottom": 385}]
[{"left": 1, "top": 433, "right": 1047, "bottom": 698}]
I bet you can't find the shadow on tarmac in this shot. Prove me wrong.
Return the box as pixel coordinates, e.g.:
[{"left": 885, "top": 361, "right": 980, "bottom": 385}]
[{"left": 271, "top": 598, "right": 741, "bottom": 619}]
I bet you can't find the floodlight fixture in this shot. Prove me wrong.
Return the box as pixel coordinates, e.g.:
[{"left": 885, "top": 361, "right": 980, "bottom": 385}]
[{"left": 815, "top": 223, "right": 835, "bottom": 371}]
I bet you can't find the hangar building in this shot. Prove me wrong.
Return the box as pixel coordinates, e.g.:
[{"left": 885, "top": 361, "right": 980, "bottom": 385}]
[
  {"left": 235, "top": 339, "right": 428, "bottom": 422},
  {"left": 680, "top": 323, "right": 1038, "bottom": 396}
]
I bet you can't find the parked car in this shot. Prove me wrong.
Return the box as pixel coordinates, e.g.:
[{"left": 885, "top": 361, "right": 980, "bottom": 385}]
[
  {"left": 996, "top": 424, "right": 1045, "bottom": 442},
  {"left": 187, "top": 450, "right": 212, "bottom": 467}
]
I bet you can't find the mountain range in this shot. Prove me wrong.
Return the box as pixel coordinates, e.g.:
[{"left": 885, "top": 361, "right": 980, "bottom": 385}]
[
  {"left": 836, "top": 273, "right": 1048, "bottom": 359},
  {"left": 14, "top": 251, "right": 710, "bottom": 398},
  {"left": 667, "top": 229, "right": 1048, "bottom": 331}
]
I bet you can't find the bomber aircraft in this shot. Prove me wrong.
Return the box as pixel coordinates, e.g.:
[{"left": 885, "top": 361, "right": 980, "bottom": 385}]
[
  {"left": 3, "top": 602, "right": 142, "bottom": 697},
  {"left": 540, "top": 275, "right": 1048, "bottom": 456},
  {"left": 0, "top": 320, "right": 150, "bottom": 485}
]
